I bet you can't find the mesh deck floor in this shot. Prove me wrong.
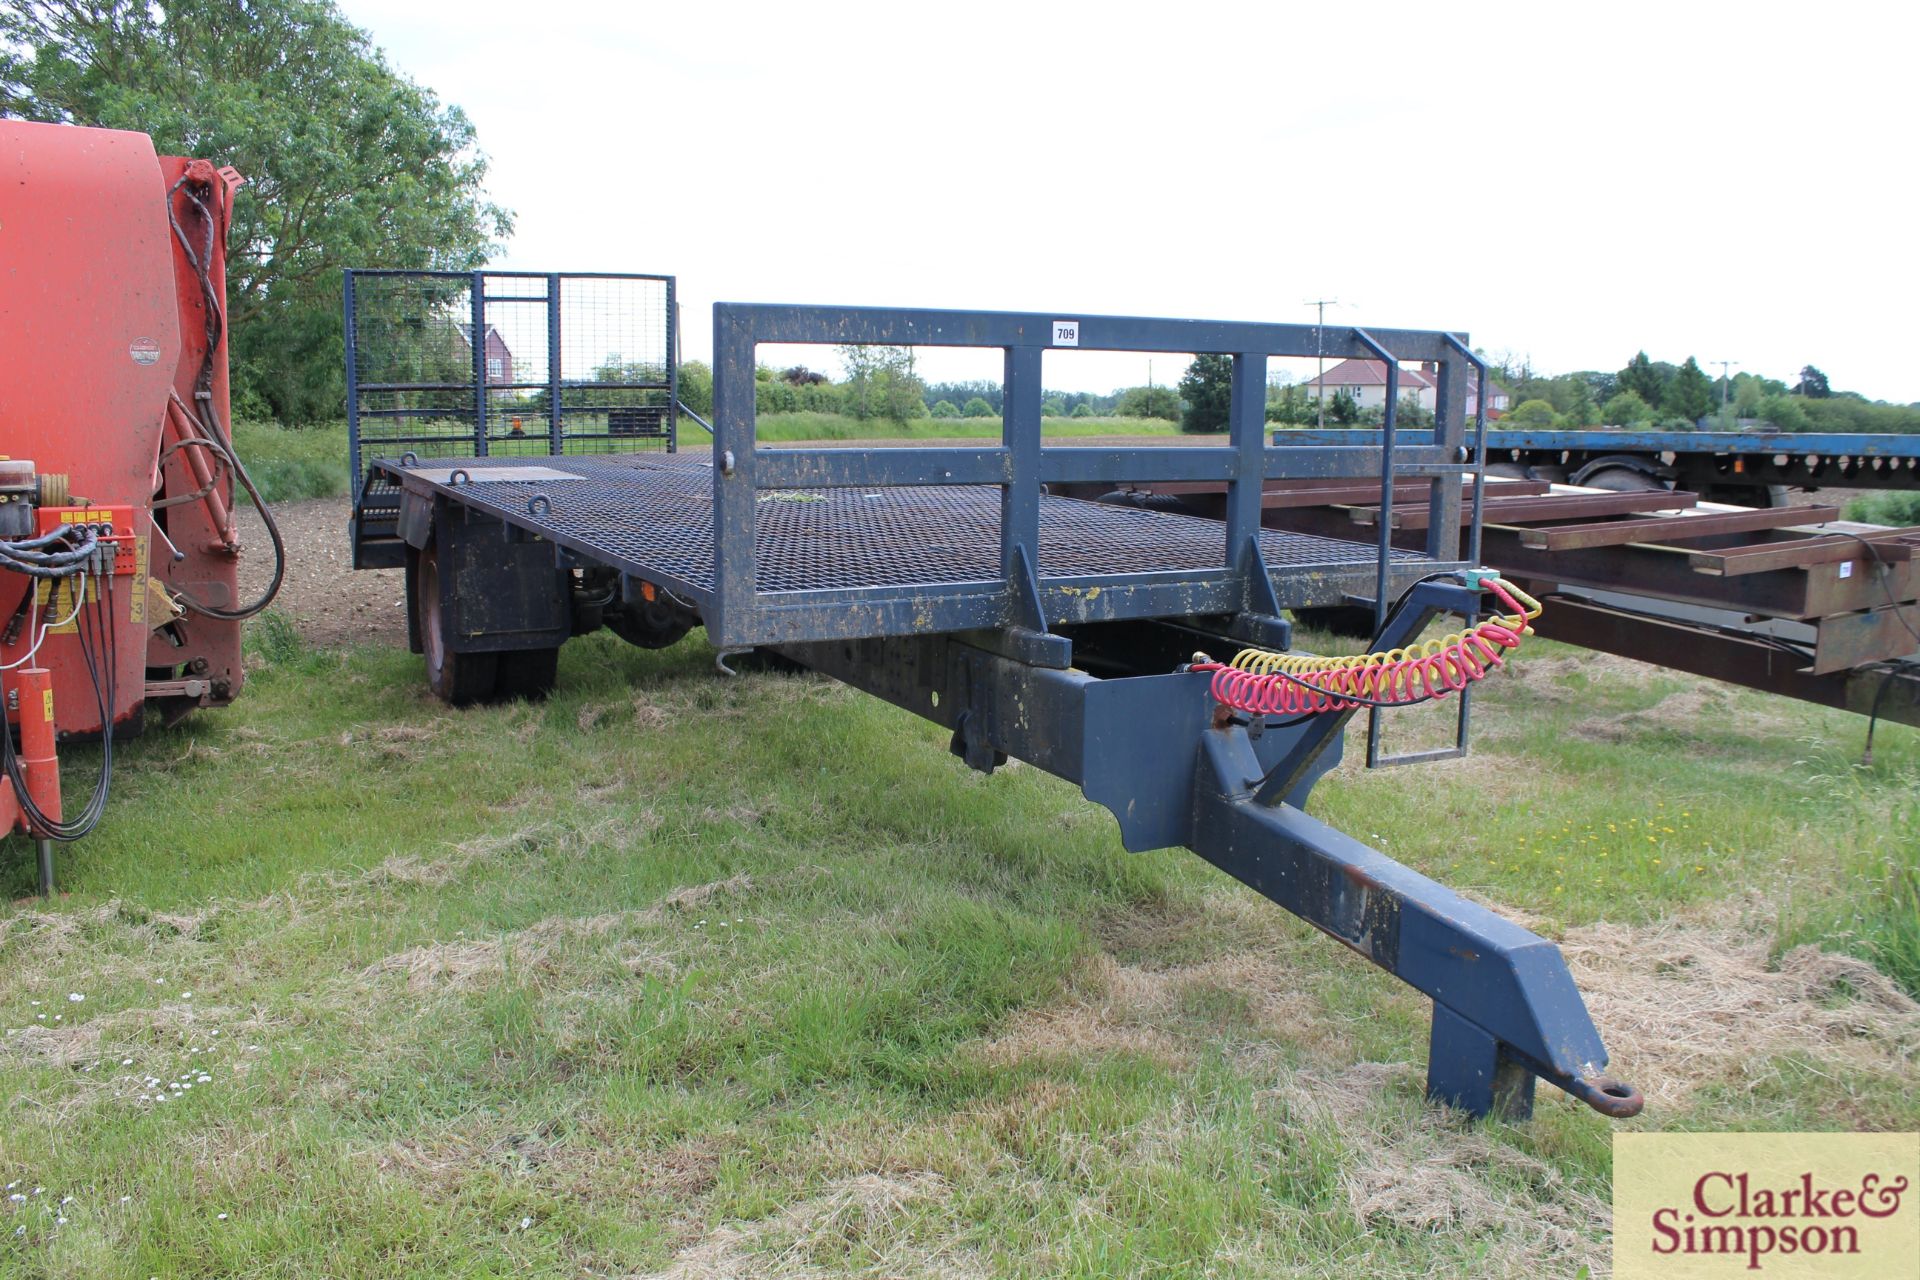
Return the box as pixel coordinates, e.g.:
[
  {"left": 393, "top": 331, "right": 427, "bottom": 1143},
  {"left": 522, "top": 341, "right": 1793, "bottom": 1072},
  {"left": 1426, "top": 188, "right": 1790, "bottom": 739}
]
[{"left": 386, "top": 453, "right": 1429, "bottom": 597}]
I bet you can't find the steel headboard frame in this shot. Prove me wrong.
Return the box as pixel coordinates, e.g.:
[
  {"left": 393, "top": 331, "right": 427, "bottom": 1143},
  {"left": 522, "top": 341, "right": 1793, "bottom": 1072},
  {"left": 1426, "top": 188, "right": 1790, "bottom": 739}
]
[{"left": 706, "top": 304, "right": 1481, "bottom": 649}]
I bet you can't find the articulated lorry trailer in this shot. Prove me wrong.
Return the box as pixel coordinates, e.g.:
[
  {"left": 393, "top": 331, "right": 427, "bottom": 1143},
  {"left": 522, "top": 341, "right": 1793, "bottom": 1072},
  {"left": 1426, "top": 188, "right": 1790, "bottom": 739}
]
[{"left": 1278, "top": 426, "right": 1920, "bottom": 505}]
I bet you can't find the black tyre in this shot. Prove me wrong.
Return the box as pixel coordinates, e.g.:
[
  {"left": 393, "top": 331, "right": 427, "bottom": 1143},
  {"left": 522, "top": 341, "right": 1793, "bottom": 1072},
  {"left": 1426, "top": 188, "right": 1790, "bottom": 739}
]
[
  {"left": 416, "top": 542, "right": 498, "bottom": 705},
  {"left": 1577, "top": 466, "right": 1667, "bottom": 493},
  {"left": 495, "top": 648, "right": 560, "bottom": 701},
  {"left": 1700, "top": 483, "right": 1790, "bottom": 509},
  {"left": 606, "top": 602, "right": 692, "bottom": 650}
]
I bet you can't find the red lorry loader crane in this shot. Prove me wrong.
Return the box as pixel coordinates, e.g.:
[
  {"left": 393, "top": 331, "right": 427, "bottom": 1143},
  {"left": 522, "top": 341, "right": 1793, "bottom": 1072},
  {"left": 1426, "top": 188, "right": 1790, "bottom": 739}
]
[{"left": 0, "top": 119, "right": 282, "bottom": 894}]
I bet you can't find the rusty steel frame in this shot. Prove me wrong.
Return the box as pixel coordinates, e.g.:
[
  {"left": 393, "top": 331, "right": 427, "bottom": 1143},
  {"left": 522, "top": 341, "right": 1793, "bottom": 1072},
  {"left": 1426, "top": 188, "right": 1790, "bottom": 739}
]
[{"left": 1157, "top": 472, "right": 1920, "bottom": 728}]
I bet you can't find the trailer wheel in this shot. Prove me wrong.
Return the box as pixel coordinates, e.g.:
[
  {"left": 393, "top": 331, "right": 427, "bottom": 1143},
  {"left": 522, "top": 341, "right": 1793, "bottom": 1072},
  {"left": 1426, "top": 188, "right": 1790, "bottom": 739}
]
[
  {"left": 606, "top": 603, "right": 692, "bottom": 650},
  {"left": 1576, "top": 465, "right": 1667, "bottom": 493},
  {"left": 1700, "top": 482, "right": 1790, "bottom": 509},
  {"left": 495, "top": 648, "right": 559, "bottom": 701},
  {"left": 416, "top": 542, "right": 498, "bottom": 705},
  {"left": 1569, "top": 455, "right": 1672, "bottom": 493}
]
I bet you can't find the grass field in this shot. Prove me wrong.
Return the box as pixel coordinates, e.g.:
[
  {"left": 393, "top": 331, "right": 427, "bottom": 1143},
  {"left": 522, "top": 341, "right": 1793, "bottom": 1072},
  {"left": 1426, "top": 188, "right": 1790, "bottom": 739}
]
[
  {"left": 229, "top": 421, "right": 352, "bottom": 506},
  {"left": 232, "top": 414, "right": 1188, "bottom": 505},
  {"left": 1, "top": 610, "right": 1915, "bottom": 1276},
  {"left": 747, "top": 413, "right": 1183, "bottom": 444}
]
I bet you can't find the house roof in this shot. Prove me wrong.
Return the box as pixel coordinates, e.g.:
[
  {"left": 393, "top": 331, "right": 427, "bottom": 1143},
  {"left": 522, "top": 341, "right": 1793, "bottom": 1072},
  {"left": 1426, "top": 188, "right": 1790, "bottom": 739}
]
[
  {"left": 1302, "top": 359, "right": 1435, "bottom": 390},
  {"left": 1301, "top": 358, "right": 1507, "bottom": 398},
  {"left": 455, "top": 322, "right": 510, "bottom": 352}
]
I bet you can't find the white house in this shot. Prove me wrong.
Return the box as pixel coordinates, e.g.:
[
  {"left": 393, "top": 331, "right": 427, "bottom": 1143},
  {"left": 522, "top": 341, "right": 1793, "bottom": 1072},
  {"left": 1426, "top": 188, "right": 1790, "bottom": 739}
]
[{"left": 1301, "top": 359, "right": 1511, "bottom": 418}]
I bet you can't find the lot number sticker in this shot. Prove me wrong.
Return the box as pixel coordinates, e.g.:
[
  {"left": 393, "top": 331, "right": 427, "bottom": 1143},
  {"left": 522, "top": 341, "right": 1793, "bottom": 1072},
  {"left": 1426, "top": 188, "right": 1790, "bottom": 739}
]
[{"left": 1052, "top": 320, "right": 1079, "bottom": 347}]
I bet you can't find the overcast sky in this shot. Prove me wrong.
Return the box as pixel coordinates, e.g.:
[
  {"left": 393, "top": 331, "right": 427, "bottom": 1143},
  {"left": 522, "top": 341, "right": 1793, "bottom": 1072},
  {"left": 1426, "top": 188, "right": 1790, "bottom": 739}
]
[{"left": 338, "top": 1, "right": 1918, "bottom": 401}]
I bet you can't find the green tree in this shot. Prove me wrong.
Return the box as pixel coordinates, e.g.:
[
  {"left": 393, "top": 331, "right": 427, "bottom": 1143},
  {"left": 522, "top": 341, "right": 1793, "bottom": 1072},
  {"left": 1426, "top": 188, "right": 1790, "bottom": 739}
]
[
  {"left": 1041, "top": 394, "right": 1068, "bottom": 417},
  {"left": 838, "top": 345, "right": 926, "bottom": 423},
  {"left": 1264, "top": 382, "right": 1311, "bottom": 425},
  {"left": 930, "top": 399, "right": 960, "bottom": 419},
  {"left": 961, "top": 396, "right": 996, "bottom": 418},
  {"left": 1662, "top": 357, "right": 1712, "bottom": 422},
  {"left": 1394, "top": 392, "right": 1433, "bottom": 427},
  {"left": 1326, "top": 388, "right": 1360, "bottom": 425},
  {"left": 1617, "top": 351, "right": 1669, "bottom": 406},
  {"left": 1601, "top": 390, "right": 1655, "bottom": 426},
  {"left": 1114, "top": 385, "right": 1180, "bottom": 420},
  {"left": 676, "top": 360, "right": 713, "bottom": 417},
  {"left": 924, "top": 381, "right": 1002, "bottom": 414},
  {"left": 1, "top": 0, "right": 512, "bottom": 423},
  {"left": 1794, "top": 365, "right": 1832, "bottom": 398},
  {"left": 1559, "top": 377, "right": 1597, "bottom": 427},
  {"left": 1177, "top": 354, "right": 1233, "bottom": 433},
  {"left": 1507, "top": 398, "right": 1557, "bottom": 426},
  {"left": 1069, "top": 403, "right": 1095, "bottom": 418},
  {"left": 1757, "top": 393, "right": 1809, "bottom": 430},
  {"left": 1612, "top": 353, "right": 1674, "bottom": 408}
]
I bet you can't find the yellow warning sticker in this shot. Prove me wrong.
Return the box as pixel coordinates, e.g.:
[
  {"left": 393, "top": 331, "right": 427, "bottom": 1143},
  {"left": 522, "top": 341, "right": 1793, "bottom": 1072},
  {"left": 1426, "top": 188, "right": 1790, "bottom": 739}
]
[
  {"left": 45, "top": 508, "right": 116, "bottom": 528},
  {"left": 42, "top": 689, "right": 53, "bottom": 722}
]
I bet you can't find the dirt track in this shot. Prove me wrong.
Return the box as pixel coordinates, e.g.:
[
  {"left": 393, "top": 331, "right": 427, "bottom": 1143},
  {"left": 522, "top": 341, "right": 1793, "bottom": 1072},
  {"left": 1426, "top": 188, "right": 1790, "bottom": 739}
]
[{"left": 236, "top": 497, "right": 406, "bottom": 650}]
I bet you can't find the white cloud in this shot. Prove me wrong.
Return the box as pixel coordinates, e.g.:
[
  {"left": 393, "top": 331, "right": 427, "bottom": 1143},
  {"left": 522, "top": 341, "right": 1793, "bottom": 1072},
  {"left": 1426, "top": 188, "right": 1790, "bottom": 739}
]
[{"left": 337, "top": 0, "right": 1920, "bottom": 399}]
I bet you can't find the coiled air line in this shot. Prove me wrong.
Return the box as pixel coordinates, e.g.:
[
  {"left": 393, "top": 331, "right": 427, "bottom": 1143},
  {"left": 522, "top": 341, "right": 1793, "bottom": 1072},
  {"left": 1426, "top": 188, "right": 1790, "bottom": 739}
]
[{"left": 1192, "top": 574, "right": 1542, "bottom": 716}]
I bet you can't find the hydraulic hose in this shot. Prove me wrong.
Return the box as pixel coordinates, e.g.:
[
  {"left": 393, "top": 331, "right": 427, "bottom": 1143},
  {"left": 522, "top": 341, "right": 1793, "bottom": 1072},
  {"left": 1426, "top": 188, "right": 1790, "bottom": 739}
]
[{"left": 165, "top": 171, "right": 285, "bottom": 621}]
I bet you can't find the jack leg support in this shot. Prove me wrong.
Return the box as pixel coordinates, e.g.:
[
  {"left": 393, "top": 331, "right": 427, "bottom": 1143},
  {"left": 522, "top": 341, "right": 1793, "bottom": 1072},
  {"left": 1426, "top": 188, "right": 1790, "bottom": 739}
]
[{"left": 1429, "top": 1004, "right": 1535, "bottom": 1118}]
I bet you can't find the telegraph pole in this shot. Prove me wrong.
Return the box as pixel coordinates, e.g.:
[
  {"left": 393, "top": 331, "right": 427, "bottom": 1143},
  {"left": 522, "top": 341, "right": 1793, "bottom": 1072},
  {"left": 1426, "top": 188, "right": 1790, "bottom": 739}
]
[
  {"left": 1305, "top": 299, "right": 1337, "bottom": 427},
  {"left": 1712, "top": 359, "right": 1740, "bottom": 410}
]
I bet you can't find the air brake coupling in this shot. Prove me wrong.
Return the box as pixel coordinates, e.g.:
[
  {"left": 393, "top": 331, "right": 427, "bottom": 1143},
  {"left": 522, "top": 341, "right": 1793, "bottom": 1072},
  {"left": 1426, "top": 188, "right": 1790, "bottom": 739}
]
[{"left": 1460, "top": 567, "right": 1504, "bottom": 592}]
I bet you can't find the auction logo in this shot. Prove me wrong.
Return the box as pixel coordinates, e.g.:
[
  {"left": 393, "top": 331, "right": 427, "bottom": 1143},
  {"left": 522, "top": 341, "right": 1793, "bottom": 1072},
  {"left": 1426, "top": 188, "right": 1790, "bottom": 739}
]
[{"left": 1615, "top": 1133, "right": 1918, "bottom": 1278}]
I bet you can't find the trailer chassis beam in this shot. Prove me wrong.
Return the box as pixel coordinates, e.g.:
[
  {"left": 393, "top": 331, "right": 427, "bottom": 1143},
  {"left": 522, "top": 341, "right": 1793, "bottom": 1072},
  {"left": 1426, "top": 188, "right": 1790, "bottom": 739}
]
[{"left": 777, "top": 625, "right": 1642, "bottom": 1122}]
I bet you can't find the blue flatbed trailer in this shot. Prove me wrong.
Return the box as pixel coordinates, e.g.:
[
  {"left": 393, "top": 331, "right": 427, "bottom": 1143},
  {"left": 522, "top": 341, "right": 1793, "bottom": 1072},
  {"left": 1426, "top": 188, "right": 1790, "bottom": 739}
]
[
  {"left": 1275, "top": 428, "right": 1920, "bottom": 499},
  {"left": 348, "top": 286, "right": 1646, "bottom": 1124}
]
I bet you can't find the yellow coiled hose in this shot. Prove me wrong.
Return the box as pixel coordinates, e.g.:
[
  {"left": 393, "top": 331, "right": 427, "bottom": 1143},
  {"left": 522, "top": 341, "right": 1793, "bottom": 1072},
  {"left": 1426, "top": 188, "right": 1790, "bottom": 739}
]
[{"left": 1200, "top": 579, "right": 1543, "bottom": 713}]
